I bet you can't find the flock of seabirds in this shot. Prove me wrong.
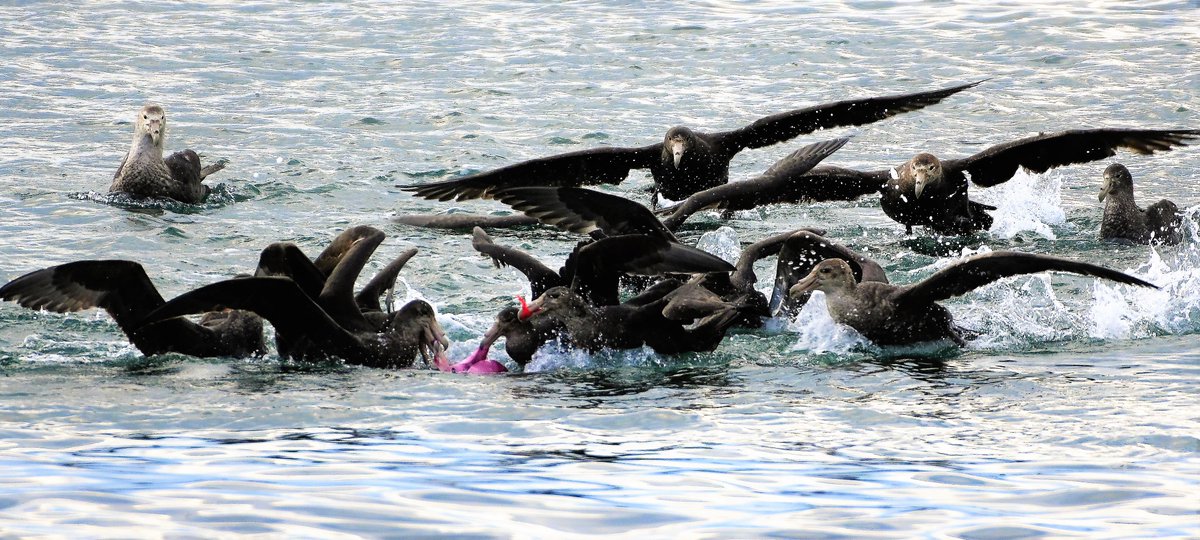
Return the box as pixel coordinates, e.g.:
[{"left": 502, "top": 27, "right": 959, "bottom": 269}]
[{"left": 2, "top": 80, "right": 1198, "bottom": 374}]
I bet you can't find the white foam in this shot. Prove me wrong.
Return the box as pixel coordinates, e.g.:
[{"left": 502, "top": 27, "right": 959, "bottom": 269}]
[
  {"left": 971, "top": 169, "right": 1067, "bottom": 240},
  {"left": 952, "top": 273, "right": 1082, "bottom": 349},
  {"left": 1088, "top": 242, "right": 1200, "bottom": 340},
  {"left": 788, "top": 291, "right": 871, "bottom": 354},
  {"left": 523, "top": 341, "right": 661, "bottom": 373},
  {"left": 696, "top": 226, "right": 741, "bottom": 265}
]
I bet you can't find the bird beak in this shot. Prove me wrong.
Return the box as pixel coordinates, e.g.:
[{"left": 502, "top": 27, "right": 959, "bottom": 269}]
[
  {"left": 424, "top": 318, "right": 450, "bottom": 350},
  {"left": 913, "top": 170, "right": 927, "bottom": 199},
  {"left": 517, "top": 295, "right": 542, "bottom": 320},
  {"left": 788, "top": 273, "right": 820, "bottom": 298},
  {"left": 148, "top": 119, "right": 163, "bottom": 146},
  {"left": 671, "top": 140, "right": 685, "bottom": 169},
  {"left": 1098, "top": 189, "right": 1107, "bottom": 202},
  {"left": 480, "top": 320, "right": 504, "bottom": 350}
]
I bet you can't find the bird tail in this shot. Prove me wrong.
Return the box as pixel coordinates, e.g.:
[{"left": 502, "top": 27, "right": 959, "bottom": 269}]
[{"left": 969, "top": 200, "right": 995, "bottom": 231}]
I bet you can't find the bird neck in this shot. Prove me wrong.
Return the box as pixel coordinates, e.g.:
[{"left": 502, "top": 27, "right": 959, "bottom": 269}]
[
  {"left": 128, "top": 132, "right": 164, "bottom": 163},
  {"left": 1104, "top": 189, "right": 1139, "bottom": 213},
  {"left": 821, "top": 280, "right": 858, "bottom": 307},
  {"left": 558, "top": 301, "right": 598, "bottom": 336}
]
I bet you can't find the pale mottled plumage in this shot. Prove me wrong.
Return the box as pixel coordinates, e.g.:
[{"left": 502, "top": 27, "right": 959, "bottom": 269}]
[
  {"left": 109, "top": 105, "right": 225, "bottom": 203},
  {"left": 790, "top": 253, "right": 1157, "bottom": 346}
]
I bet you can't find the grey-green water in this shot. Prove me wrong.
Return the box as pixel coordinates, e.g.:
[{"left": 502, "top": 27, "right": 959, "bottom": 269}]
[{"left": 1, "top": 2, "right": 1198, "bottom": 537}]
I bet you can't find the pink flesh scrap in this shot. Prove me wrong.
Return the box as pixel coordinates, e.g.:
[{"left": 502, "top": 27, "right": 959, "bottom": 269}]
[{"left": 435, "top": 345, "right": 508, "bottom": 375}]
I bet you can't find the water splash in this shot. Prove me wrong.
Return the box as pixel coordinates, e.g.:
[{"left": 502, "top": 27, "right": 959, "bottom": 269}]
[
  {"left": 1089, "top": 242, "right": 1200, "bottom": 339},
  {"left": 953, "top": 273, "right": 1084, "bottom": 349},
  {"left": 695, "top": 226, "right": 741, "bottom": 264},
  {"left": 971, "top": 169, "right": 1067, "bottom": 240},
  {"left": 788, "top": 291, "right": 872, "bottom": 354},
  {"left": 524, "top": 341, "right": 662, "bottom": 373},
  {"left": 70, "top": 183, "right": 253, "bottom": 213}
]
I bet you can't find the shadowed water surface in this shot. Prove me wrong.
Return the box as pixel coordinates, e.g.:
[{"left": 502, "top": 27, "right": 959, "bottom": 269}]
[{"left": 1, "top": 1, "right": 1199, "bottom": 537}]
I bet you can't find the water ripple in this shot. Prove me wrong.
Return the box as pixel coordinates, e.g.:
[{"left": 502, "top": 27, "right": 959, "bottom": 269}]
[{"left": 1, "top": 1, "right": 1199, "bottom": 537}]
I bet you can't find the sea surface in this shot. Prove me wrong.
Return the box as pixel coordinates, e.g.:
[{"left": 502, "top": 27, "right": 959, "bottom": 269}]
[{"left": 1, "top": 1, "right": 1199, "bottom": 538}]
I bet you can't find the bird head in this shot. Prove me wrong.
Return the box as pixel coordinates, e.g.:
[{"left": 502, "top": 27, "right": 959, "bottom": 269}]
[
  {"left": 664, "top": 126, "right": 695, "bottom": 169},
  {"left": 394, "top": 300, "right": 450, "bottom": 363},
  {"left": 1099, "top": 163, "right": 1133, "bottom": 202},
  {"left": 788, "top": 258, "right": 857, "bottom": 299},
  {"left": 908, "top": 153, "right": 943, "bottom": 199},
  {"left": 520, "top": 286, "right": 587, "bottom": 321},
  {"left": 136, "top": 104, "right": 167, "bottom": 148}
]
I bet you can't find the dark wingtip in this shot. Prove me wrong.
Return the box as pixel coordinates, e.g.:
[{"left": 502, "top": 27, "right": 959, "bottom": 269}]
[
  {"left": 826, "top": 136, "right": 852, "bottom": 151},
  {"left": 395, "top": 213, "right": 540, "bottom": 230},
  {"left": 1125, "top": 275, "right": 1160, "bottom": 290},
  {"left": 934, "top": 78, "right": 989, "bottom": 95}
]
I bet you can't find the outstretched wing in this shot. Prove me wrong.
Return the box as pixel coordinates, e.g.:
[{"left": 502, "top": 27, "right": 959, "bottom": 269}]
[
  {"left": 0, "top": 260, "right": 165, "bottom": 335},
  {"left": 895, "top": 251, "right": 1157, "bottom": 306},
  {"left": 356, "top": 248, "right": 418, "bottom": 312},
  {"left": 492, "top": 186, "right": 676, "bottom": 240},
  {"left": 255, "top": 242, "right": 327, "bottom": 299},
  {"left": 313, "top": 225, "right": 386, "bottom": 277},
  {"left": 142, "top": 276, "right": 361, "bottom": 352},
  {"left": 394, "top": 213, "right": 541, "bottom": 230},
  {"left": 944, "top": 128, "right": 1200, "bottom": 187},
  {"left": 713, "top": 80, "right": 983, "bottom": 152},
  {"left": 659, "top": 137, "right": 851, "bottom": 230},
  {"left": 727, "top": 227, "right": 824, "bottom": 291},
  {"left": 401, "top": 145, "right": 661, "bottom": 202},
  {"left": 318, "top": 229, "right": 385, "bottom": 333},
  {"left": 568, "top": 234, "right": 735, "bottom": 305},
  {"left": 471, "top": 227, "right": 562, "bottom": 298}
]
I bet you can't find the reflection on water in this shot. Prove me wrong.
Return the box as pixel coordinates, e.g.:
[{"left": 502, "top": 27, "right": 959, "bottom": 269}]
[
  {"left": 1, "top": 0, "right": 1199, "bottom": 537},
  {"left": 2, "top": 340, "right": 1200, "bottom": 536}
]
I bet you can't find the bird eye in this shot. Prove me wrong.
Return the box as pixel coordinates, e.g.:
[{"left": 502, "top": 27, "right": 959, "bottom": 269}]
[
  {"left": 820, "top": 268, "right": 830, "bottom": 274},
  {"left": 143, "top": 115, "right": 147, "bottom": 119}
]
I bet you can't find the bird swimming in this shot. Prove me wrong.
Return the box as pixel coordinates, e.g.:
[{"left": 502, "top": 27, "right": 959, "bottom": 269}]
[
  {"left": 0, "top": 260, "right": 265, "bottom": 358},
  {"left": 778, "top": 128, "right": 1200, "bottom": 235},
  {"left": 109, "top": 104, "right": 227, "bottom": 204},
  {"left": 141, "top": 228, "right": 448, "bottom": 368},
  {"left": 1098, "top": 163, "right": 1184, "bottom": 245},
  {"left": 789, "top": 252, "right": 1157, "bottom": 347}
]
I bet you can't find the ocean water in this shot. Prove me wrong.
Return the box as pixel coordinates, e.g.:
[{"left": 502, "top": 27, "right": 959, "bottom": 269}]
[{"left": 1, "top": 1, "right": 1199, "bottom": 537}]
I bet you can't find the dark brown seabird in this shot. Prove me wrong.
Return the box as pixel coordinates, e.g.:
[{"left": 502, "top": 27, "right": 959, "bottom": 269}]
[
  {"left": 785, "top": 128, "right": 1199, "bottom": 235},
  {"left": 395, "top": 137, "right": 849, "bottom": 232},
  {"left": 471, "top": 226, "right": 733, "bottom": 307},
  {"left": 401, "top": 81, "right": 981, "bottom": 207},
  {"left": 459, "top": 151, "right": 879, "bottom": 326},
  {"left": 0, "top": 260, "right": 265, "bottom": 358},
  {"left": 789, "top": 252, "right": 1158, "bottom": 347},
  {"left": 475, "top": 306, "right": 556, "bottom": 369},
  {"left": 142, "top": 229, "right": 448, "bottom": 368},
  {"left": 109, "top": 105, "right": 226, "bottom": 204},
  {"left": 521, "top": 285, "right": 742, "bottom": 356},
  {"left": 1099, "top": 163, "right": 1184, "bottom": 245}
]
